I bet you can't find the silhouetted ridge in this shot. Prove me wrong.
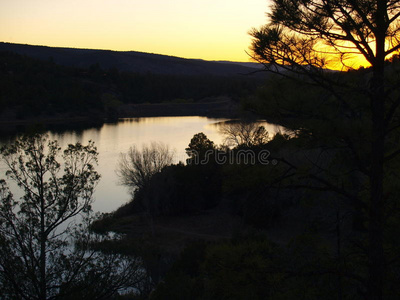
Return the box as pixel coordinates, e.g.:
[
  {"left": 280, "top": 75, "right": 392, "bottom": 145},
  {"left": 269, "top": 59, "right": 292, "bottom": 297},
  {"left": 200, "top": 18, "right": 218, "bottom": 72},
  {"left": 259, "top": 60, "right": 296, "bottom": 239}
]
[{"left": 0, "top": 42, "right": 262, "bottom": 76}]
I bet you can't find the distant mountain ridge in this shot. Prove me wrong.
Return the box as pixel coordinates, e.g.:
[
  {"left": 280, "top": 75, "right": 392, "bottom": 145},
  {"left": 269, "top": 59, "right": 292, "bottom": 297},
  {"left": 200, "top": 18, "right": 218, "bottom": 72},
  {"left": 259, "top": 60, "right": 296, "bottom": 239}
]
[{"left": 0, "top": 42, "right": 263, "bottom": 76}]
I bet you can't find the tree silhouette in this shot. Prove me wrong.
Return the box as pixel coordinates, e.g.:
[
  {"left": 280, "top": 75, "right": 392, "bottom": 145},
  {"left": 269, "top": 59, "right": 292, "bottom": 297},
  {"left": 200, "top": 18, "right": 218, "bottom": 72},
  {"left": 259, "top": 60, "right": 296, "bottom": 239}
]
[
  {"left": 249, "top": 1, "right": 400, "bottom": 299},
  {"left": 0, "top": 135, "right": 147, "bottom": 299},
  {"left": 116, "top": 142, "right": 174, "bottom": 193},
  {"left": 185, "top": 132, "right": 215, "bottom": 163},
  {"left": 218, "top": 121, "right": 270, "bottom": 148}
]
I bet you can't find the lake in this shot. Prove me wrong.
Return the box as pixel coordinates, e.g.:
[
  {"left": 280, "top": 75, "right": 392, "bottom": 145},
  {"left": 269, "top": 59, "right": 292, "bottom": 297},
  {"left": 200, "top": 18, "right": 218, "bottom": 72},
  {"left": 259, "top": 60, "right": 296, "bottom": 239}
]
[{"left": 0, "top": 116, "right": 282, "bottom": 214}]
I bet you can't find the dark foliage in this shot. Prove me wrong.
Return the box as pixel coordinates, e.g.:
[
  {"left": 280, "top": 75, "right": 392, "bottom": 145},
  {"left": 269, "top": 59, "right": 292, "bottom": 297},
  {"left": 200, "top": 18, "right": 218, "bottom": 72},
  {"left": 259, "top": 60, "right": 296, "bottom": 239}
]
[
  {"left": 150, "top": 235, "right": 362, "bottom": 300},
  {"left": 0, "top": 51, "right": 264, "bottom": 120}
]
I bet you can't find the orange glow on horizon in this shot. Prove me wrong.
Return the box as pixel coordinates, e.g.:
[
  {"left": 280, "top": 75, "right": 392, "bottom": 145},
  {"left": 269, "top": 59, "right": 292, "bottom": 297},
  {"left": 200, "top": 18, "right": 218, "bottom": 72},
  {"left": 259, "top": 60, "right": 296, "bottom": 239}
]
[
  {"left": 0, "top": 0, "right": 270, "bottom": 62},
  {"left": 3, "top": 0, "right": 397, "bottom": 67}
]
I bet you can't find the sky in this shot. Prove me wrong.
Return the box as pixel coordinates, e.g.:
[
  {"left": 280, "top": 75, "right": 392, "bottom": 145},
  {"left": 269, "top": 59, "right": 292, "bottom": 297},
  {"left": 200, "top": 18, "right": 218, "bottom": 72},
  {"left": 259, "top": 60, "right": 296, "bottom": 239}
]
[{"left": 0, "top": 0, "right": 271, "bottom": 62}]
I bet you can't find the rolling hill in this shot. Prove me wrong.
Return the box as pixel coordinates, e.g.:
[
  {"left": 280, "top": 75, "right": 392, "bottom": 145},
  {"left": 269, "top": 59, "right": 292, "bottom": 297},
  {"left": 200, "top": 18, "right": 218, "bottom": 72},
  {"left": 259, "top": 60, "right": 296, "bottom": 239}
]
[{"left": 0, "top": 42, "right": 263, "bottom": 76}]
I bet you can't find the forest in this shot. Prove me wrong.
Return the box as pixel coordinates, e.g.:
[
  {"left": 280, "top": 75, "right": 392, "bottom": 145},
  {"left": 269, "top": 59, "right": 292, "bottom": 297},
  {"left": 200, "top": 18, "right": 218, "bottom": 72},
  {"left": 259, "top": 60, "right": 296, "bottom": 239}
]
[
  {"left": 0, "top": 51, "right": 264, "bottom": 121},
  {"left": 91, "top": 55, "right": 400, "bottom": 299},
  {"left": 2, "top": 42, "right": 400, "bottom": 300}
]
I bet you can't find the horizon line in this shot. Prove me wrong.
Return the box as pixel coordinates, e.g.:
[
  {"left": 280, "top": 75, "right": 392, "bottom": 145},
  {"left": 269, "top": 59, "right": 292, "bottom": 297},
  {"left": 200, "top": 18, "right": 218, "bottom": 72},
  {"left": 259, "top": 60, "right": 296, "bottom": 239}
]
[{"left": 0, "top": 40, "right": 256, "bottom": 64}]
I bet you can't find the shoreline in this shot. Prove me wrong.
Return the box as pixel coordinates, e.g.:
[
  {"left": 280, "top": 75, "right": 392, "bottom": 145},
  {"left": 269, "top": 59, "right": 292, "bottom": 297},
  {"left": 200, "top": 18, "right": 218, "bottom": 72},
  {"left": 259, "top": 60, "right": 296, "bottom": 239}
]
[
  {"left": 118, "top": 98, "right": 239, "bottom": 118},
  {"left": 0, "top": 98, "right": 240, "bottom": 128}
]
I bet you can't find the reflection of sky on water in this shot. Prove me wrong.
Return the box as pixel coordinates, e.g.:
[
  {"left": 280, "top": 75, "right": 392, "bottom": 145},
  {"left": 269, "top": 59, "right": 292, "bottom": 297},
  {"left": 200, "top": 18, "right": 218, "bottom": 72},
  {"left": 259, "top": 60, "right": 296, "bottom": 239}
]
[{"left": 0, "top": 117, "right": 283, "bottom": 214}]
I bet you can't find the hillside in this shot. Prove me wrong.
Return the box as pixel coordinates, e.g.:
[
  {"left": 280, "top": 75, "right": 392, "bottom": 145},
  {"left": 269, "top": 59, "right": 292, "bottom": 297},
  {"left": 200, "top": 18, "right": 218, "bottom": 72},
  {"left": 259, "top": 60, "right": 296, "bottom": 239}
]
[
  {"left": 0, "top": 42, "right": 262, "bottom": 76},
  {"left": 0, "top": 49, "right": 265, "bottom": 124}
]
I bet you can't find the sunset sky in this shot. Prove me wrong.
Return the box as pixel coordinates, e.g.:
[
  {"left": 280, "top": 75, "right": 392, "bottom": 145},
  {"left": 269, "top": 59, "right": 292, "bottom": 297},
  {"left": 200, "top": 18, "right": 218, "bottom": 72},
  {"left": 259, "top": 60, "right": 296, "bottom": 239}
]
[{"left": 0, "top": 0, "right": 270, "bottom": 62}]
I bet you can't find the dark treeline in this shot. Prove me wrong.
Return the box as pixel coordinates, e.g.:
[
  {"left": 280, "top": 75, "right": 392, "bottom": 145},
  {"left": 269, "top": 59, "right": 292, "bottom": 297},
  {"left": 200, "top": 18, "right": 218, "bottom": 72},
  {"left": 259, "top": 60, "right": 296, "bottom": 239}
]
[
  {"left": 0, "top": 51, "right": 264, "bottom": 120},
  {"left": 93, "top": 127, "right": 287, "bottom": 228},
  {"left": 92, "top": 56, "right": 400, "bottom": 298}
]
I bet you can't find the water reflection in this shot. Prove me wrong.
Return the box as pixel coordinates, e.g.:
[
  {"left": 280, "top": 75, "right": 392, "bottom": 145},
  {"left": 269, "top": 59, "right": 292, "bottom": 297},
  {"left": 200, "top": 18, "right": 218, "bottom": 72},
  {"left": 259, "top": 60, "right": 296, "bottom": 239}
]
[{"left": 0, "top": 117, "right": 282, "bottom": 214}]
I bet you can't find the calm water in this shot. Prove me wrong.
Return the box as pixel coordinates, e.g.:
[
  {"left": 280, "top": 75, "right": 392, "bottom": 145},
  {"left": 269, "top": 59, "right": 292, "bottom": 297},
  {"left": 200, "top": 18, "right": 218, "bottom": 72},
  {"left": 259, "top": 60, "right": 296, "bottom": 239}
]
[{"left": 0, "top": 117, "right": 282, "bottom": 213}]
